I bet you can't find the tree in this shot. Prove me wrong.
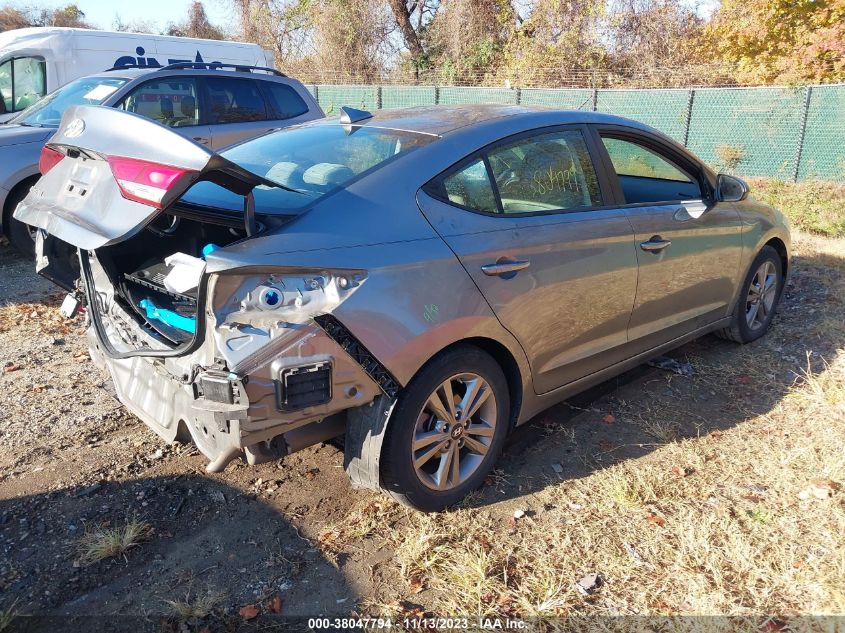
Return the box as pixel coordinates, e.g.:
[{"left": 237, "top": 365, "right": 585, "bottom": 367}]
[
  {"left": 606, "top": 0, "right": 706, "bottom": 71},
  {"left": 1, "top": 3, "right": 92, "bottom": 32},
  {"left": 706, "top": 0, "right": 845, "bottom": 84},
  {"left": 166, "top": 1, "right": 227, "bottom": 40},
  {"left": 0, "top": 6, "right": 33, "bottom": 31},
  {"left": 426, "top": 0, "right": 514, "bottom": 84},
  {"left": 498, "top": 0, "right": 606, "bottom": 86},
  {"left": 46, "top": 4, "right": 91, "bottom": 27}
]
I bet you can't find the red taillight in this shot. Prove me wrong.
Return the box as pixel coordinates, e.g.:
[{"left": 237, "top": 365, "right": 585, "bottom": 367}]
[
  {"left": 106, "top": 156, "right": 195, "bottom": 208},
  {"left": 39, "top": 146, "right": 64, "bottom": 175}
]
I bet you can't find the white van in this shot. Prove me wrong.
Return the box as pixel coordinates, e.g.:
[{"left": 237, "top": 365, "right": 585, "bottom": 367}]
[{"left": 0, "top": 27, "right": 273, "bottom": 122}]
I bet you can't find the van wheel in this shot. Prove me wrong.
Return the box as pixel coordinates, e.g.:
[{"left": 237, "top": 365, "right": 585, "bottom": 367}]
[
  {"left": 717, "top": 245, "right": 784, "bottom": 344},
  {"left": 5, "top": 185, "right": 36, "bottom": 258},
  {"left": 380, "top": 346, "right": 509, "bottom": 512}
]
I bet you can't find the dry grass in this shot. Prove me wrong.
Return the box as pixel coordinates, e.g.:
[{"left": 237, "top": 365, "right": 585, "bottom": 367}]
[
  {"left": 164, "top": 589, "right": 227, "bottom": 619},
  {"left": 749, "top": 178, "right": 845, "bottom": 238},
  {"left": 75, "top": 519, "right": 153, "bottom": 565},
  {"left": 340, "top": 232, "right": 845, "bottom": 620},
  {"left": 0, "top": 600, "right": 17, "bottom": 632}
]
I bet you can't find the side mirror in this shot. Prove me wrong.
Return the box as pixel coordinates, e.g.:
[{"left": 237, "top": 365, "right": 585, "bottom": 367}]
[{"left": 716, "top": 173, "right": 748, "bottom": 202}]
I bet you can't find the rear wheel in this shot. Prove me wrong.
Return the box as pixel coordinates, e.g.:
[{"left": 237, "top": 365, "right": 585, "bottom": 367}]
[
  {"left": 380, "top": 346, "right": 510, "bottom": 512},
  {"left": 4, "top": 183, "right": 37, "bottom": 258},
  {"left": 717, "top": 245, "right": 784, "bottom": 343}
]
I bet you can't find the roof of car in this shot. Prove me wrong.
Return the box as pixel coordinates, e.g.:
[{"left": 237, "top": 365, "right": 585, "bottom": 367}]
[
  {"left": 92, "top": 67, "right": 289, "bottom": 81},
  {"left": 328, "top": 104, "right": 652, "bottom": 136}
]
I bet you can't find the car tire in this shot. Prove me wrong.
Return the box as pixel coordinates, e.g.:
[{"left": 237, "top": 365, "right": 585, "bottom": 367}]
[
  {"left": 717, "top": 245, "right": 784, "bottom": 344},
  {"left": 4, "top": 185, "right": 36, "bottom": 258},
  {"left": 380, "top": 346, "right": 510, "bottom": 512}
]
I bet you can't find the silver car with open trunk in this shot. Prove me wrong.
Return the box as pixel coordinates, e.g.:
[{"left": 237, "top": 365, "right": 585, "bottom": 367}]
[{"left": 16, "top": 103, "right": 790, "bottom": 511}]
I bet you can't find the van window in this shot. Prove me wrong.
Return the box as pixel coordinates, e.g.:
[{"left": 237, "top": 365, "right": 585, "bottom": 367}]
[
  {"left": 0, "top": 57, "right": 46, "bottom": 114},
  {"left": 121, "top": 79, "right": 200, "bottom": 127},
  {"left": 262, "top": 82, "right": 309, "bottom": 119},
  {"left": 204, "top": 77, "right": 268, "bottom": 123}
]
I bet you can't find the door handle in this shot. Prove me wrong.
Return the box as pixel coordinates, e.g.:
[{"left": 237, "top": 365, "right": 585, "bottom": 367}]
[
  {"left": 640, "top": 237, "right": 672, "bottom": 253},
  {"left": 481, "top": 259, "right": 530, "bottom": 276}
]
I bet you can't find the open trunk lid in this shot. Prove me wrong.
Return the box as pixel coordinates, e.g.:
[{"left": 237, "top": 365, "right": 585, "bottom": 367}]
[{"left": 14, "top": 105, "right": 271, "bottom": 250}]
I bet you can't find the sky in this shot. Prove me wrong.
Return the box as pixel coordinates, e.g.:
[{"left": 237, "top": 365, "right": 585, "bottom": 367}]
[{"left": 22, "top": 0, "right": 233, "bottom": 33}]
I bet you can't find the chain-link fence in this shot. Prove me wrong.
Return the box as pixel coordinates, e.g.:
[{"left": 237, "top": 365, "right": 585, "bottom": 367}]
[{"left": 305, "top": 83, "right": 845, "bottom": 183}]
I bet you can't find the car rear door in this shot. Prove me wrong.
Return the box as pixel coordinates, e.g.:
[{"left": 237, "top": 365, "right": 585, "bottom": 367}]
[
  {"left": 201, "top": 76, "right": 277, "bottom": 149},
  {"left": 592, "top": 126, "right": 743, "bottom": 350},
  {"left": 115, "top": 76, "right": 214, "bottom": 147},
  {"left": 417, "top": 126, "right": 638, "bottom": 394}
]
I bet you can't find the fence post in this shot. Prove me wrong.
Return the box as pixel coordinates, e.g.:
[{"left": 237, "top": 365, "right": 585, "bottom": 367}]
[
  {"left": 376, "top": 85, "right": 382, "bottom": 110},
  {"left": 313, "top": 85, "right": 319, "bottom": 105},
  {"left": 515, "top": 87, "right": 522, "bottom": 105},
  {"left": 591, "top": 88, "right": 598, "bottom": 112},
  {"left": 434, "top": 85, "right": 440, "bottom": 105},
  {"left": 792, "top": 86, "right": 813, "bottom": 183},
  {"left": 682, "top": 89, "right": 696, "bottom": 148}
]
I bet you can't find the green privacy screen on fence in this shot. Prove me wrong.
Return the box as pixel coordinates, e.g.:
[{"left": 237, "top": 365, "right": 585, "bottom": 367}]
[{"left": 306, "top": 83, "right": 845, "bottom": 183}]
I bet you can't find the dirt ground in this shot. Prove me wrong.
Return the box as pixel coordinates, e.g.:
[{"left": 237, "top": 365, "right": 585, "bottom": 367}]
[{"left": 1, "top": 232, "right": 843, "bottom": 632}]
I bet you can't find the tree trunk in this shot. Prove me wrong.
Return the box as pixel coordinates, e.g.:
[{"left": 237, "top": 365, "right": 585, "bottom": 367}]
[{"left": 387, "top": 0, "right": 424, "bottom": 60}]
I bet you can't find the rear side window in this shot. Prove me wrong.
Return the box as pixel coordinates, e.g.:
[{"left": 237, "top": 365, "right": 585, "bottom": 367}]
[
  {"left": 263, "top": 82, "right": 309, "bottom": 119},
  {"left": 433, "top": 129, "right": 603, "bottom": 215},
  {"left": 204, "top": 77, "right": 268, "bottom": 123},
  {"left": 443, "top": 159, "right": 498, "bottom": 213}
]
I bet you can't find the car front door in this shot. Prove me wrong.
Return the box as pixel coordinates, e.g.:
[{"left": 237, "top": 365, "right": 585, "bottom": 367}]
[
  {"left": 117, "top": 76, "right": 214, "bottom": 147},
  {"left": 417, "top": 127, "right": 639, "bottom": 394},
  {"left": 593, "top": 128, "right": 744, "bottom": 350},
  {"left": 201, "top": 76, "right": 276, "bottom": 149}
]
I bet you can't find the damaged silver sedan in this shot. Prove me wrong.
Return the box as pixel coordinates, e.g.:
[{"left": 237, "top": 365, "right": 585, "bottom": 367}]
[{"left": 16, "top": 103, "right": 790, "bottom": 511}]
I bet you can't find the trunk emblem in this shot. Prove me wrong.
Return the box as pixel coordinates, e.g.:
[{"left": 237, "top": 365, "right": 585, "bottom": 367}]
[{"left": 64, "top": 118, "right": 85, "bottom": 138}]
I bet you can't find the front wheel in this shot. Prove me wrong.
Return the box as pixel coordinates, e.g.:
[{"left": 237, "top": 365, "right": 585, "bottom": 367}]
[
  {"left": 380, "top": 346, "right": 510, "bottom": 512},
  {"left": 717, "top": 245, "right": 784, "bottom": 343}
]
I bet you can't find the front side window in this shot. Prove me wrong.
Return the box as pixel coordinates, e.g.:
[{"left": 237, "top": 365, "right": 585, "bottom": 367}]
[
  {"left": 433, "top": 129, "right": 603, "bottom": 215},
  {"left": 11, "top": 76, "right": 127, "bottom": 127},
  {"left": 121, "top": 79, "right": 199, "bottom": 127},
  {"left": 263, "top": 82, "right": 309, "bottom": 119},
  {"left": 601, "top": 136, "right": 703, "bottom": 203},
  {"left": 13, "top": 57, "right": 46, "bottom": 111},
  {"left": 205, "top": 77, "right": 268, "bottom": 123},
  {"left": 0, "top": 57, "right": 46, "bottom": 114}
]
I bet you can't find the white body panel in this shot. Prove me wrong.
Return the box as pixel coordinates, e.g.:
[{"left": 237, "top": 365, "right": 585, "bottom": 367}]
[{"left": 0, "top": 27, "right": 272, "bottom": 122}]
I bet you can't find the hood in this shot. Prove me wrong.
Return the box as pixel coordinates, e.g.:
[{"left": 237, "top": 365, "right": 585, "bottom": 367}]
[{"left": 0, "top": 124, "right": 53, "bottom": 147}]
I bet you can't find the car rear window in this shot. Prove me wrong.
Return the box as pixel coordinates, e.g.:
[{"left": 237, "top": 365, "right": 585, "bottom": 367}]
[{"left": 179, "top": 123, "right": 436, "bottom": 214}]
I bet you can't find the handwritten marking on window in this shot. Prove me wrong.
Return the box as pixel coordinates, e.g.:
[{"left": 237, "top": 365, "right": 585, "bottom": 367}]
[{"left": 530, "top": 161, "right": 581, "bottom": 196}]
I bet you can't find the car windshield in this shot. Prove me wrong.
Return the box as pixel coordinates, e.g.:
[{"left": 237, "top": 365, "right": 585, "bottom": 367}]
[
  {"left": 180, "top": 123, "right": 436, "bottom": 214},
  {"left": 10, "top": 76, "right": 127, "bottom": 127}
]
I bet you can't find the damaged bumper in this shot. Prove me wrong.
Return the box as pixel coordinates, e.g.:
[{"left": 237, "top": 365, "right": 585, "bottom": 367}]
[{"left": 83, "top": 251, "right": 383, "bottom": 472}]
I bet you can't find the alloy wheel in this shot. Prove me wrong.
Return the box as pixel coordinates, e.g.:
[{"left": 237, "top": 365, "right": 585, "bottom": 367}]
[
  {"left": 745, "top": 260, "right": 778, "bottom": 330},
  {"left": 411, "top": 373, "right": 497, "bottom": 491}
]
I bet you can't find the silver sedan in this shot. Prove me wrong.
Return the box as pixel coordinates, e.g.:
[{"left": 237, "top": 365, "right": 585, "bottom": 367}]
[{"left": 16, "top": 103, "right": 790, "bottom": 511}]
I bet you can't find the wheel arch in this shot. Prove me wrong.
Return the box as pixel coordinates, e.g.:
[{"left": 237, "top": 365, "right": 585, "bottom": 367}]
[
  {"left": 2, "top": 174, "right": 40, "bottom": 235},
  {"left": 764, "top": 236, "right": 789, "bottom": 280},
  {"left": 413, "top": 336, "right": 524, "bottom": 432}
]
